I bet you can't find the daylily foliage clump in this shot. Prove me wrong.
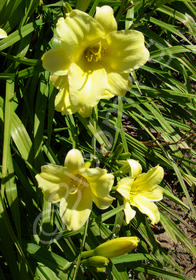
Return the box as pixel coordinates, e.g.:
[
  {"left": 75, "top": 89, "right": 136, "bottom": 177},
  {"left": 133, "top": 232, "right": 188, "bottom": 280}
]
[
  {"left": 36, "top": 3, "right": 166, "bottom": 275},
  {"left": 1, "top": 0, "right": 196, "bottom": 279},
  {"left": 42, "top": 5, "right": 149, "bottom": 117}
]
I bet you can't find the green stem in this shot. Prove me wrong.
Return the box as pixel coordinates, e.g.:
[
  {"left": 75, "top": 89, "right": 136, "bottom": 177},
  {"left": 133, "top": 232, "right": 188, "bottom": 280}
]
[
  {"left": 81, "top": 249, "right": 94, "bottom": 259},
  {"left": 65, "top": 115, "right": 78, "bottom": 149},
  {"left": 111, "top": 96, "right": 123, "bottom": 152},
  {"left": 72, "top": 218, "right": 89, "bottom": 280},
  {"left": 91, "top": 106, "right": 98, "bottom": 154},
  {"left": 112, "top": 186, "right": 118, "bottom": 191}
]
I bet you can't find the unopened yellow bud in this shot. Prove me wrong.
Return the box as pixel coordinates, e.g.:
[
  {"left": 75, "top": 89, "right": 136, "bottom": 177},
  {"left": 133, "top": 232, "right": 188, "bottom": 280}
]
[
  {"left": 93, "top": 237, "right": 139, "bottom": 258},
  {"left": 82, "top": 256, "right": 109, "bottom": 268}
]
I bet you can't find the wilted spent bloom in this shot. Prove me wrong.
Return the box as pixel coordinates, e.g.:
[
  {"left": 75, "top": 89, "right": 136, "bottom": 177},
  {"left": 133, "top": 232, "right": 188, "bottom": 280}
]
[
  {"left": 35, "top": 149, "right": 114, "bottom": 231},
  {"left": 116, "top": 160, "right": 164, "bottom": 225},
  {"left": 0, "top": 28, "right": 7, "bottom": 39},
  {"left": 82, "top": 237, "right": 139, "bottom": 259},
  {"left": 42, "top": 5, "right": 149, "bottom": 117}
]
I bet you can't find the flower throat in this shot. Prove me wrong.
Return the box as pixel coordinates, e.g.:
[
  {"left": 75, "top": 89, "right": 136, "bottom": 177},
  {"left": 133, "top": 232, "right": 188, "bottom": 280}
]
[{"left": 84, "top": 42, "right": 103, "bottom": 63}]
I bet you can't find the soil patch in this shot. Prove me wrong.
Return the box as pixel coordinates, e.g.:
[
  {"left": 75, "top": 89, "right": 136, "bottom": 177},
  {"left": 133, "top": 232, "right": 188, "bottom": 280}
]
[{"left": 156, "top": 195, "right": 196, "bottom": 279}]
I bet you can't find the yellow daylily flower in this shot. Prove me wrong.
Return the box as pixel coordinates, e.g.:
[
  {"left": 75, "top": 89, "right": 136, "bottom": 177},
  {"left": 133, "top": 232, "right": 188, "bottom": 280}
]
[
  {"left": 116, "top": 160, "right": 164, "bottom": 224},
  {"left": 35, "top": 149, "right": 114, "bottom": 231},
  {"left": 0, "top": 28, "right": 7, "bottom": 39},
  {"left": 42, "top": 5, "right": 149, "bottom": 117}
]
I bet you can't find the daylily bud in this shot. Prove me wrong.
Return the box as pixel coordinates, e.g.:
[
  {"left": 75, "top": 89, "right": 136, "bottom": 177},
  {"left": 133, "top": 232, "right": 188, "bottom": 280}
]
[
  {"left": 82, "top": 256, "right": 109, "bottom": 268},
  {"left": 93, "top": 237, "right": 139, "bottom": 258}
]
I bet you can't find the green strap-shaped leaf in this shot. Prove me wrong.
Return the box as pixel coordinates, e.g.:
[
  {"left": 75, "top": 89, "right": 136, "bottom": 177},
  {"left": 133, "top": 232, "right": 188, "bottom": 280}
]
[{"left": 0, "top": 19, "right": 42, "bottom": 51}]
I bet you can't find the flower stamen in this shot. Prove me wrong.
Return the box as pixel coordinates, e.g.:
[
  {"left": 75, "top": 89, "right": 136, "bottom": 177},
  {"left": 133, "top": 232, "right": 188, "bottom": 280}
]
[
  {"left": 84, "top": 42, "right": 102, "bottom": 63},
  {"left": 69, "top": 174, "right": 89, "bottom": 191}
]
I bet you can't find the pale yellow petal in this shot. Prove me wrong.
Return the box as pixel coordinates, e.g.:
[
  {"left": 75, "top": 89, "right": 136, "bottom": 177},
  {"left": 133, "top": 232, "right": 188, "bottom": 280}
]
[
  {"left": 50, "top": 74, "right": 78, "bottom": 115},
  {"left": 42, "top": 47, "right": 70, "bottom": 75},
  {"left": 55, "top": 89, "right": 77, "bottom": 115},
  {"left": 56, "top": 10, "right": 105, "bottom": 60},
  {"left": 64, "top": 149, "right": 85, "bottom": 171},
  {"left": 87, "top": 171, "right": 114, "bottom": 209},
  {"left": 116, "top": 177, "right": 134, "bottom": 200},
  {"left": 35, "top": 165, "right": 68, "bottom": 203},
  {"left": 101, "top": 90, "right": 115, "bottom": 100},
  {"left": 94, "top": 5, "right": 117, "bottom": 34},
  {"left": 0, "top": 28, "right": 7, "bottom": 39},
  {"left": 80, "top": 167, "right": 107, "bottom": 182},
  {"left": 140, "top": 187, "right": 163, "bottom": 201},
  {"left": 50, "top": 74, "right": 67, "bottom": 89},
  {"left": 93, "top": 193, "right": 115, "bottom": 210},
  {"left": 124, "top": 199, "right": 136, "bottom": 224},
  {"left": 133, "top": 166, "right": 164, "bottom": 192},
  {"left": 77, "top": 105, "right": 93, "bottom": 118},
  {"left": 90, "top": 173, "right": 114, "bottom": 198},
  {"left": 132, "top": 195, "right": 160, "bottom": 224},
  {"left": 127, "top": 159, "right": 142, "bottom": 178},
  {"left": 40, "top": 164, "right": 67, "bottom": 180},
  {"left": 59, "top": 187, "right": 92, "bottom": 231},
  {"left": 68, "top": 63, "right": 107, "bottom": 108},
  {"left": 57, "top": 11, "right": 105, "bottom": 43},
  {"left": 103, "top": 30, "right": 149, "bottom": 72},
  {"left": 106, "top": 72, "right": 132, "bottom": 96}
]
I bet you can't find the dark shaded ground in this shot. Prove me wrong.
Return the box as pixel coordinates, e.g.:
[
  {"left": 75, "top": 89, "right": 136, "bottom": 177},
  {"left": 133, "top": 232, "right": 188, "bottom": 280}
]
[{"left": 156, "top": 194, "right": 196, "bottom": 279}]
